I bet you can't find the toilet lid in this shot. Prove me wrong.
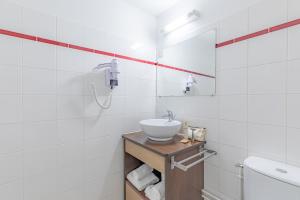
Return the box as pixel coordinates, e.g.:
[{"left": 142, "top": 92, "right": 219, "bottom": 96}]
[{"left": 244, "top": 157, "right": 300, "bottom": 187}]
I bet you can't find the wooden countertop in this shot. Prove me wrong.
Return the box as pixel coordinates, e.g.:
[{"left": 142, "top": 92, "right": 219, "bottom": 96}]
[{"left": 122, "top": 132, "right": 205, "bottom": 157}]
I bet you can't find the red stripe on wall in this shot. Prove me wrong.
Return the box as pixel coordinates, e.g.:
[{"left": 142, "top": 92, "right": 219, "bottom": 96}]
[
  {"left": 37, "top": 37, "right": 60, "bottom": 45},
  {"left": 235, "top": 29, "right": 269, "bottom": 43},
  {"left": 216, "top": 18, "right": 300, "bottom": 48},
  {"left": 69, "top": 44, "right": 95, "bottom": 53},
  {"left": 0, "top": 29, "right": 36, "bottom": 41},
  {"left": 156, "top": 63, "right": 216, "bottom": 78},
  {"left": 0, "top": 27, "right": 214, "bottom": 78}
]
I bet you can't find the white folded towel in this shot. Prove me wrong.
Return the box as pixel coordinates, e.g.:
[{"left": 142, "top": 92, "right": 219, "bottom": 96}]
[
  {"left": 128, "top": 164, "right": 153, "bottom": 180},
  {"left": 145, "top": 181, "right": 165, "bottom": 200},
  {"left": 127, "top": 173, "right": 159, "bottom": 191}
]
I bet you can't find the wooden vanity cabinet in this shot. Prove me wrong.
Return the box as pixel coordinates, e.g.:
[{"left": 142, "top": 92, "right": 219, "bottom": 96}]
[{"left": 123, "top": 132, "right": 205, "bottom": 200}]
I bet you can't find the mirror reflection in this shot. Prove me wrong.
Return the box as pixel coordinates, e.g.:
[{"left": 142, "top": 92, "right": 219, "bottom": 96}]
[{"left": 157, "top": 30, "right": 216, "bottom": 97}]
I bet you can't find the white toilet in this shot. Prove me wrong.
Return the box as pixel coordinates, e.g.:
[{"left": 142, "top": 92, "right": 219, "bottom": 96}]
[{"left": 244, "top": 157, "right": 300, "bottom": 200}]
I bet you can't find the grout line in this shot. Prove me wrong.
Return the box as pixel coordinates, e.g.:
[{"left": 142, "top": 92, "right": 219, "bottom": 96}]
[{"left": 285, "top": 0, "right": 289, "bottom": 164}]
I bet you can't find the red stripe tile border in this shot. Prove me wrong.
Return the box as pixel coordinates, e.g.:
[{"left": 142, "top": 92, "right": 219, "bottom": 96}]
[
  {"left": 37, "top": 37, "right": 60, "bottom": 45},
  {"left": 215, "top": 40, "right": 234, "bottom": 48},
  {"left": 0, "top": 27, "right": 215, "bottom": 78},
  {"left": 216, "top": 18, "right": 300, "bottom": 48},
  {"left": 69, "top": 44, "right": 95, "bottom": 53},
  {"left": 94, "top": 50, "right": 115, "bottom": 57},
  {"left": 0, "top": 29, "right": 36, "bottom": 41},
  {"left": 156, "top": 63, "right": 216, "bottom": 78},
  {"left": 235, "top": 29, "right": 269, "bottom": 42},
  {"left": 270, "top": 18, "right": 300, "bottom": 32}
]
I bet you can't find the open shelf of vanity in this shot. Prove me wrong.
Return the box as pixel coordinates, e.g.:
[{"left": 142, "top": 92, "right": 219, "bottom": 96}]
[{"left": 123, "top": 132, "right": 207, "bottom": 200}]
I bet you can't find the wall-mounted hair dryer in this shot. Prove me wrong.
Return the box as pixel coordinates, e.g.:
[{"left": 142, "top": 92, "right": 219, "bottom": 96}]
[
  {"left": 91, "top": 59, "right": 120, "bottom": 109},
  {"left": 184, "top": 74, "right": 197, "bottom": 94},
  {"left": 93, "top": 59, "right": 119, "bottom": 89}
]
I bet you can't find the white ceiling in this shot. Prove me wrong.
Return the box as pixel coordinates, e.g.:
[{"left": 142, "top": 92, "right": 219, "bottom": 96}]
[{"left": 124, "top": 0, "right": 184, "bottom": 16}]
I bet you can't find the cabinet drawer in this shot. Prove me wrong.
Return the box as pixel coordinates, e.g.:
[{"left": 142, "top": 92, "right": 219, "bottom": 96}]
[
  {"left": 125, "top": 140, "right": 165, "bottom": 173},
  {"left": 126, "top": 181, "right": 146, "bottom": 200}
]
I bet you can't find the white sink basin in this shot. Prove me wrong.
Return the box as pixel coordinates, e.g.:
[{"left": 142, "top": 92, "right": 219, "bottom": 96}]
[{"left": 139, "top": 119, "right": 182, "bottom": 141}]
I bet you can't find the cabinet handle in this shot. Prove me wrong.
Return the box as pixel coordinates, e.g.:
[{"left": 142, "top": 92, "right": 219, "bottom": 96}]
[{"left": 171, "top": 149, "right": 217, "bottom": 172}]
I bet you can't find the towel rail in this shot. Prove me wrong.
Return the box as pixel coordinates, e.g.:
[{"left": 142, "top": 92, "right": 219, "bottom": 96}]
[
  {"left": 202, "top": 190, "right": 222, "bottom": 200},
  {"left": 171, "top": 148, "right": 217, "bottom": 172}
]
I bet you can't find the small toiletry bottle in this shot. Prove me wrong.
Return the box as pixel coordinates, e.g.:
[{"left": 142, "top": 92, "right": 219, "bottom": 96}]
[{"left": 181, "top": 121, "right": 189, "bottom": 139}]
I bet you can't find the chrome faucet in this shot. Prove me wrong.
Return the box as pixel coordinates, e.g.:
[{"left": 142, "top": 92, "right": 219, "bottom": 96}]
[{"left": 162, "top": 110, "right": 175, "bottom": 122}]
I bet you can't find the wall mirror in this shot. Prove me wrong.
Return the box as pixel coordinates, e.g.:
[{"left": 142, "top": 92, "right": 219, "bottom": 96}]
[{"left": 156, "top": 30, "right": 216, "bottom": 97}]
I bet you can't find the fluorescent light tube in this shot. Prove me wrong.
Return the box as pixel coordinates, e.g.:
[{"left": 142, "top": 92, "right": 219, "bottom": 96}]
[{"left": 162, "top": 10, "right": 200, "bottom": 34}]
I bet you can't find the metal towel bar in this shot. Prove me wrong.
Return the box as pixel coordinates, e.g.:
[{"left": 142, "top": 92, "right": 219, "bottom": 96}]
[
  {"left": 171, "top": 148, "right": 217, "bottom": 172},
  {"left": 202, "top": 190, "right": 222, "bottom": 200}
]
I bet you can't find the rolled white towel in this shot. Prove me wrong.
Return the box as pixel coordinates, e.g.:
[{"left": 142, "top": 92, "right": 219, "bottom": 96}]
[
  {"left": 127, "top": 173, "right": 159, "bottom": 191},
  {"left": 145, "top": 181, "right": 165, "bottom": 200},
  {"left": 128, "top": 164, "right": 153, "bottom": 180}
]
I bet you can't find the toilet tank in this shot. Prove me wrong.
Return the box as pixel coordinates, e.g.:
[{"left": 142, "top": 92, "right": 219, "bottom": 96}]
[{"left": 244, "top": 157, "right": 300, "bottom": 200}]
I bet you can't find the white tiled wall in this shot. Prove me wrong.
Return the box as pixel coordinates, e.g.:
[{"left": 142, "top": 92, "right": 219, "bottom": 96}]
[
  {"left": 0, "top": 1, "right": 156, "bottom": 200},
  {"left": 157, "top": 0, "right": 300, "bottom": 199}
]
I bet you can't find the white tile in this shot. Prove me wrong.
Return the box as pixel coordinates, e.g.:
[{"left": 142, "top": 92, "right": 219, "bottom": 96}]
[
  {"left": 126, "top": 78, "right": 156, "bottom": 97},
  {"left": 84, "top": 117, "right": 109, "bottom": 139},
  {"left": 83, "top": 27, "right": 115, "bottom": 53},
  {"left": 249, "top": 0, "right": 287, "bottom": 32},
  {"left": 220, "top": 95, "right": 247, "bottom": 122},
  {"left": 0, "top": 66, "right": 20, "bottom": 94},
  {"left": 287, "top": 94, "right": 300, "bottom": 128},
  {"left": 219, "top": 120, "right": 247, "bottom": 148},
  {"left": 23, "top": 95, "right": 56, "bottom": 121},
  {"left": 57, "top": 19, "right": 85, "bottom": 46},
  {"left": 0, "top": 1, "right": 22, "bottom": 32},
  {"left": 288, "top": 26, "right": 300, "bottom": 60},
  {"left": 58, "top": 95, "right": 84, "bottom": 119},
  {"left": 0, "top": 35, "right": 21, "bottom": 66},
  {"left": 248, "top": 123, "right": 286, "bottom": 161},
  {"left": 57, "top": 47, "right": 87, "bottom": 72},
  {"left": 219, "top": 10, "right": 248, "bottom": 42},
  {"left": 24, "top": 147, "right": 57, "bottom": 177},
  {"left": 85, "top": 137, "right": 110, "bottom": 160},
  {"left": 57, "top": 165, "right": 83, "bottom": 192},
  {"left": 125, "top": 96, "right": 154, "bottom": 115},
  {"left": 218, "top": 68, "right": 247, "bottom": 95},
  {"left": 23, "top": 121, "right": 58, "bottom": 149},
  {"left": 57, "top": 143, "right": 84, "bottom": 167},
  {"left": 219, "top": 169, "right": 241, "bottom": 200},
  {"left": 219, "top": 144, "right": 247, "bottom": 174},
  {"left": 0, "top": 153, "right": 22, "bottom": 185},
  {"left": 248, "top": 30, "right": 287, "bottom": 66},
  {"left": 0, "top": 181, "right": 23, "bottom": 200},
  {"left": 85, "top": 156, "right": 110, "bottom": 182},
  {"left": 0, "top": 123, "right": 22, "bottom": 154},
  {"left": 217, "top": 41, "right": 247, "bottom": 70},
  {"left": 22, "top": 40, "right": 56, "bottom": 69},
  {"left": 58, "top": 119, "right": 84, "bottom": 145},
  {"left": 57, "top": 187, "right": 84, "bottom": 200},
  {"left": 58, "top": 71, "right": 84, "bottom": 95},
  {"left": 24, "top": 172, "right": 57, "bottom": 200},
  {"left": 22, "top": 68, "right": 56, "bottom": 94},
  {"left": 204, "top": 163, "right": 220, "bottom": 193},
  {"left": 287, "top": 60, "right": 300, "bottom": 93},
  {"left": 85, "top": 179, "right": 109, "bottom": 200},
  {"left": 287, "top": 127, "right": 300, "bottom": 166},
  {"left": 22, "top": 7, "right": 56, "bottom": 39},
  {"left": 248, "top": 94, "right": 286, "bottom": 126},
  {"left": 248, "top": 62, "right": 286, "bottom": 94},
  {"left": 0, "top": 95, "right": 21, "bottom": 123},
  {"left": 288, "top": 0, "right": 300, "bottom": 20}
]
